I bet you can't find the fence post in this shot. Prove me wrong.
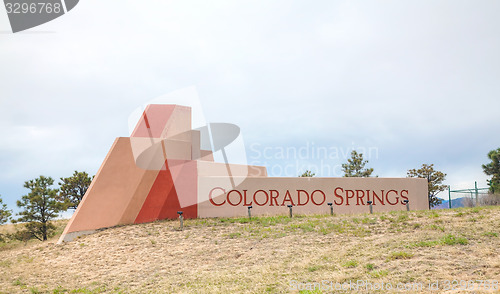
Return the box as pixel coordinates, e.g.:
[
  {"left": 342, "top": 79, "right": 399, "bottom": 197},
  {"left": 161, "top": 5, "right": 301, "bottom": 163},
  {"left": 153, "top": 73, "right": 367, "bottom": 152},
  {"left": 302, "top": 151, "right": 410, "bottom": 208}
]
[
  {"left": 475, "top": 181, "right": 479, "bottom": 206},
  {"left": 448, "top": 185, "right": 451, "bottom": 209}
]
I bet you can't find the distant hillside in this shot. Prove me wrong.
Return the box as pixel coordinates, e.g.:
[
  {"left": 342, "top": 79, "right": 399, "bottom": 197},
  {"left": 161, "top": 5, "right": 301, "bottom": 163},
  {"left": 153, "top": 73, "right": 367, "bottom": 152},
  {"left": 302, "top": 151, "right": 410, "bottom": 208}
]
[{"left": 434, "top": 197, "right": 468, "bottom": 209}]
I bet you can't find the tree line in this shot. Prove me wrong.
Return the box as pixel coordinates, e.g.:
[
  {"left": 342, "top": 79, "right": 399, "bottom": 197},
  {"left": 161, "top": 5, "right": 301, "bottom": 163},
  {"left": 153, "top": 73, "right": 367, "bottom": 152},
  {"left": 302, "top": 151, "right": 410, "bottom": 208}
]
[
  {"left": 300, "top": 147, "right": 500, "bottom": 209},
  {"left": 0, "top": 171, "right": 93, "bottom": 242}
]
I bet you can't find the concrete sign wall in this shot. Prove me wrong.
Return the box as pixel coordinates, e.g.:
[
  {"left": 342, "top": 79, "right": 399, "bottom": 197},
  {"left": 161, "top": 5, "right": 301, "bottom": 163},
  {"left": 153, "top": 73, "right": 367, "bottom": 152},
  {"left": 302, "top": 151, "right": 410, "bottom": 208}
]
[
  {"left": 58, "top": 104, "right": 428, "bottom": 243},
  {"left": 199, "top": 177, "right": 428, "bottom": 218}
]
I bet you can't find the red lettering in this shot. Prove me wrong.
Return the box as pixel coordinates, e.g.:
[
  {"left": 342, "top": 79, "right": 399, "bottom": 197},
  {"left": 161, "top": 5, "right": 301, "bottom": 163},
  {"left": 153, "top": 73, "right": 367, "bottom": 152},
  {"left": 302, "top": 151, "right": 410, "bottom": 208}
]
[
  {"left": 227, "top": 190, "right": 242, "bottom": 206},
  {"left": 334, "top": 187, "right": 344, "bottom": 205},
  {"left": 281, "top": 190, "right": 295, "bottom": 206},
  {"left": 269, "top": 190, "right": 279, "bottom": 206},
  {"left": 345, "top": 190, "right": 355, "bottom": 205},
  {"left": 243, "top": 190, "right": 252, "bottom": 206},
  {"left": 373, "top": 190, "right": 385, "bottom": 205},
  {"left": 366, "top": 190, "right": 371, "bottom": 202},
  {"left": 311, "top": 190, "right": 326, "bottom": 205},
  {"left": 386, "top": 190, "right": 399, "bottom": 205},
  {"left": 209, "top": 187, "right": 226, "bottom": 206},
  {"left": 253, "top": 190, "right": 269, "bottom": 206},
  {"left": 401, "top": 190, "right": 409, "bottom": 204},
  {"left": 356, "top": 190, "right": 365, "bottom": 205},
  {"left": 297, "top": 190, "right": 309, "bottom": 206}
]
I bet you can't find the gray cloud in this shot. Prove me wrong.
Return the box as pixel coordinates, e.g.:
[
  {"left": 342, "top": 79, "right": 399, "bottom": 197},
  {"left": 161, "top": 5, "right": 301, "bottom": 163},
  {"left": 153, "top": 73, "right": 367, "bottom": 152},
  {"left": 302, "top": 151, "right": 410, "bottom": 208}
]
[{"left": 1, "top": 0, "right": 499, "bottom": 211}]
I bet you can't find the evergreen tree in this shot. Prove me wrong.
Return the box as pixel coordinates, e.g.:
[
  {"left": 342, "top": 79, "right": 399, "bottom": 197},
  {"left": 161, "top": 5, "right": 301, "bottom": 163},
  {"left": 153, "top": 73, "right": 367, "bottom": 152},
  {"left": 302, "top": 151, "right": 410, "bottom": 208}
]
[
  {"left": 58, "top": 171, "right": 93, "bottom": 209},
  {"left": 16, "top": 176, "right": 64, "bottom": 241},
  {"left": 342, "top": 150, "right": 374, "bottom": 177},
  {"left": 407, "top": 164, "right": 446, "bottom": 209},
  {"left": 0, "top": 195, "right": 12, "bottom": 225},
  {"left": 482, "top": 148, "right": 500, "bottom": 193},
  {"left": 299, "top": 170, "right": 315, "bottom": 177}
]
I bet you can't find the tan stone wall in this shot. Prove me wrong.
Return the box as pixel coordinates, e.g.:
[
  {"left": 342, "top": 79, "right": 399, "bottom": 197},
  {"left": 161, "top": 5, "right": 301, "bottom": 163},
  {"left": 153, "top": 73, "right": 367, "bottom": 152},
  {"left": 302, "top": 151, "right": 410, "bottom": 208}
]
[{"left": 198, "top": 177, "right": 428, "bottom": 218}]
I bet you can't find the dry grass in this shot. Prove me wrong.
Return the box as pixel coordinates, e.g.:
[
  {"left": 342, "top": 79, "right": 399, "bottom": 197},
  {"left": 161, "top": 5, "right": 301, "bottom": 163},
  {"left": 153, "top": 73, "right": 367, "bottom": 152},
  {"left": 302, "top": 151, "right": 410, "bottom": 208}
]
[
  {"left": 0, "top": 207, "right": 499, "bottom": 293},
  {"left": 0, "top": 220, "right": 68, "bottom": 250}
]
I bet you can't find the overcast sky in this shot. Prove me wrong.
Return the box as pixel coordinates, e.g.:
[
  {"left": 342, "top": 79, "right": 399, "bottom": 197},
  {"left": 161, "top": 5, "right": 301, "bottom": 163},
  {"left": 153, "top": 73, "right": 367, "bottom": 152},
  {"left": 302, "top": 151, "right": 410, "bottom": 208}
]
[{"left": 1, "top": 0, "right": 499, "bottom": 211}]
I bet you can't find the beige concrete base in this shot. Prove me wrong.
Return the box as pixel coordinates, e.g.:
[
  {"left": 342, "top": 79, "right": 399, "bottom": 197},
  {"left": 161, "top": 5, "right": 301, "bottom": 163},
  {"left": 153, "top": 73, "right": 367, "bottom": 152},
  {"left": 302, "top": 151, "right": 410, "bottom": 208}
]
[
  {"left": 198, "top": 177, "right": 428, "bottom": 218},
  {"left": 57, "top": 230, "right": 96, "bottom": 244}
]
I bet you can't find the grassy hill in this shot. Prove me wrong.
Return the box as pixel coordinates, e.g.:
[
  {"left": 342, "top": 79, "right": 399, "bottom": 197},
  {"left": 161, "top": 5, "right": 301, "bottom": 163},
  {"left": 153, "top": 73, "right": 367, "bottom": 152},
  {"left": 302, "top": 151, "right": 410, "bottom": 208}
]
[{"left": 0, "top": 207, "right": 499, "bottom": 293}]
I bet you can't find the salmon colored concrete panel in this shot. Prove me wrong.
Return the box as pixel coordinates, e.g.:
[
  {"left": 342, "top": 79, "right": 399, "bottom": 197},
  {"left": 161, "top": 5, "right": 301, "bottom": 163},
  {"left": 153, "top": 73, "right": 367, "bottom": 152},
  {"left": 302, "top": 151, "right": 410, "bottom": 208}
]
[
  {"left": 59, "top": 137, "right": 160, "bottom": 239},
  {"left": 166, "top": 159, "right": 198, "bottom": 210},
  {"left": 160, "top": 105, "right": 192, "bottom": 141},
  {"left": 134, "top": 160, "right": 177, "bottom": 223},
  {"left": 197, "top": 161, "right": 267, "bottom": 177},
  {"left": 200, "top": 150, "right": 214, "bottom": 161},
  {"left": 118, "top": 170, "right": 160, "bottom": 224},
  {"left": 131, "top": 105, "right": 175, "bottom": 138},
  {"left": 135, "top": 159, "right": 198, "bottom": 221},
  {"left": 130, "top": 137, "right": 192, "bottom": 171},
  {"left": 191, "top": 130, "right": 201, "bottom": 160}
]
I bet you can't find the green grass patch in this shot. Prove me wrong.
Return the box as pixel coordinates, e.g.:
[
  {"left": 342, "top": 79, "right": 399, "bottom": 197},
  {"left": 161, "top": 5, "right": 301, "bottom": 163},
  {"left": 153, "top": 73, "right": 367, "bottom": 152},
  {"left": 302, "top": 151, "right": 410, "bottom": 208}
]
[
  {"left": 69, "top": 286, "right": 107, "bottom": 293},
  {"left": 307, "top": 265, "right": 322, "bottom": 272},
  {"left": 411, "top": 240, "right": 441, "bottom": 247},
  {"left": 342, "top": 260, "right": 358, "bottom": 268},
  {"left": 362, "top": 217, "right": 377, "bottom": 224},
  {"left": 369, "top": 270, "right": 389, "bottom": 278},
  {"left": 429, "top": 224, "right": 445, "bottom": 232},
  {"left": 299, "top": 290, "right": 323, "bottom": 294},
  {"left": 0, "top": 259, "right": 12, "bottom": 268},
  {"left": 442, "top": 234, "right": 468, "bottom": 245},
  {"left": 428, "top": 211, "right": 439, "bottom": 218},
  {"left": 12, "top": 278, "right": 27, "bottom": 288},
  {"left": 52, "top": 285, "right": 69, "bottom": 294},
  {"left": 325, "top": 222, "right": 348, "bottom": 234},
  {"left": 227, "top": 232, "right": 241, "bottom": 239},
  {"left": 482, "top": 232, "right": 498, "bottom": 237},
  {"left": 470, "top": 207, "right": 481, "bottom": 214},
  {"left": 411, "top": 234, "right": 469, "bottom": 247},
  {"left": 397, "top": 214, "right": 410, "bottom": 222},
  {"left": 388, "top": 251, "right": 413, "bottom": 260},
  {"left": 352, "top": 227, "right": 371, "bottom": 237}
]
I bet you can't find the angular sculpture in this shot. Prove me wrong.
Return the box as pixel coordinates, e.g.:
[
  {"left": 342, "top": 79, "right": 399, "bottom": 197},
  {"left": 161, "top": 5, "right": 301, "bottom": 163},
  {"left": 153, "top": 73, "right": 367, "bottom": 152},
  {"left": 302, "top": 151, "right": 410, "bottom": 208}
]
[{"left": 59, "top": 104, "right": 428, "bottom": 243}]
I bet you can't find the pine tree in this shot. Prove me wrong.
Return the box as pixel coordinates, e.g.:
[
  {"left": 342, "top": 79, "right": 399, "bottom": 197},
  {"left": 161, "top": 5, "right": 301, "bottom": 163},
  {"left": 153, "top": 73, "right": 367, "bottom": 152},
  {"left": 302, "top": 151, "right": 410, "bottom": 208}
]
[
  {"left": 58, "top": 171, "right": 93, "bottom": 209},
  {"left": 342, "top": 150, "right": 374, "bottom": 177},
  {"left": 407, "top": 164, "right": 446, "bottom": 209},
  {"left": 299, "top": 170, "right": 315, "bottom": 177},
  {"left": 0, "top": 195, "right": 12, "bottom": 225},
  {"left": 482, "top": 148, "right": 500, "bottom": 193},
  {"left": 16, "top": 176, "right": 64, "bottom": 241}
]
